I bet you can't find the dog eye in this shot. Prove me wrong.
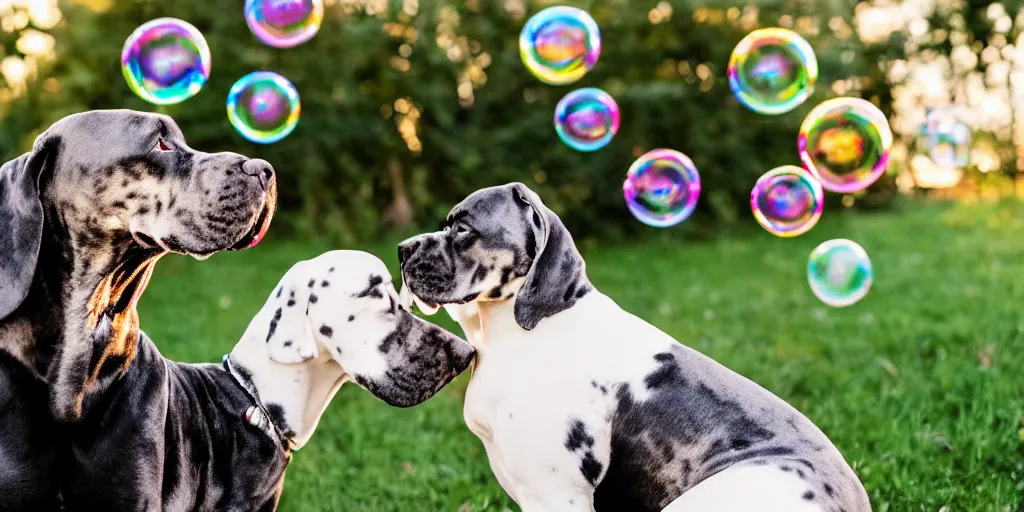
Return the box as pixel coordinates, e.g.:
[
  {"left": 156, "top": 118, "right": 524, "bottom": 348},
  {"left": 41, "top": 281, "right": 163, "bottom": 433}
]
[
  {"left": 456, "top": 224, "right": 472, "bottom": 236},
  {"left": 155, "top": 137, "right": 173, "bottom": 152}
]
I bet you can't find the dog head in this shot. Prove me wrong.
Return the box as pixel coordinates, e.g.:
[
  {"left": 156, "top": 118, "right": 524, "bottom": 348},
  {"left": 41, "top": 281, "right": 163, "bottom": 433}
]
[
  {"left": 0, "top": 109, "right": 277, "bottom": 420},
  {"left": 254, "top": 250, "right": 475, "bottom": 409},
  {"left": 398, "top": 182, "right": 591, "bottom": 331}
]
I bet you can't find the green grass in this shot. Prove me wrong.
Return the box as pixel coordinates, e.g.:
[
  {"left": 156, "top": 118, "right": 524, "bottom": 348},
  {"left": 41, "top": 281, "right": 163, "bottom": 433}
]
[{"left": 137, "top": 200, "right": 1024, "bottom": 512}]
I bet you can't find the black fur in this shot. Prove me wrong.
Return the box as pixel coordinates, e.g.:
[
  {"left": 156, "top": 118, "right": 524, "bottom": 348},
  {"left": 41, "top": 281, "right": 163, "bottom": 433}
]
[{"left": 59, "top": 335, "right": 289, "bottom": 511}]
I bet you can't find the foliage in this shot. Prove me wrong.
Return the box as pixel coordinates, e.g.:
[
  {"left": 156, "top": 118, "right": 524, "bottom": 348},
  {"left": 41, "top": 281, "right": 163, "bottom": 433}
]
[
  {"left": 0, "top": 0, "right": 897, "bottom": 243},
  {"left": 140, "top": 200, "right": 1024, "bottom": 510}
]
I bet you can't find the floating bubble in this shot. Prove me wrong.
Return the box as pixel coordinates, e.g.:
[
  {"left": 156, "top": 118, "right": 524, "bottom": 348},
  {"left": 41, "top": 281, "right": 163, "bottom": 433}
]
[
  {"left": 623, "top": 149, "right": 701, "bottom": 228},
  {"left": 807, "top": 239, "right": 873, "bottom": 307},
  {"left": 226, "top": 71, "right": 301, "bottom": 144},
  {"left": 121, "top": 18, "right": 211, "bottom": 105},
  {"left": 750, "top": 165, "right": 823, "bottom": 238},
  {"left": 728, "top": 28, "right": 818, "bottom": 115},
  {"left": 519, "top": 6, "right": 601, "bottom": 85},
  {"left": 554, "top": 88, "right": 619, "bottom": 152},
  {"left": 245, "top": 0, "right": 324, "bottom": 48},
  {"left": 920, "top": 108, "right": 971, "bottom": 168},
  {"left": 798, "top": 97, "right": 893, "bottom": 193}
]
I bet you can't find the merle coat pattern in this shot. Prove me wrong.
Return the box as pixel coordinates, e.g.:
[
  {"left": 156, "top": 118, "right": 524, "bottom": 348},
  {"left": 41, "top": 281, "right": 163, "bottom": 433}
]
[
  {"left": 398, "top": 183, "right": 871, "bottom": 512},
  {"left": 60, "top": 250, "right": 476, "bottom": 511},
  {"left": 0, "top": 110, "right": 276, "bottom": 510}
]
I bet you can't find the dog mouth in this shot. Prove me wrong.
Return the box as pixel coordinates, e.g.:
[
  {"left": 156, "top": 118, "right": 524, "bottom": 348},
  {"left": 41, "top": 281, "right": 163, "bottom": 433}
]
[
  {"left": 230, "top": 183, "right": 277, "bottom": 251},
  {"left": 398, "top": 281, "right": 440, "bottom": 316}
]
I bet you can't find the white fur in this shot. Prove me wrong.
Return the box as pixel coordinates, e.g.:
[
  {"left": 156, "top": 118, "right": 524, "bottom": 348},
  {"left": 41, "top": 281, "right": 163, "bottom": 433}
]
[{"left": 430, "top": 291, "right": 850, "bottom": 511}]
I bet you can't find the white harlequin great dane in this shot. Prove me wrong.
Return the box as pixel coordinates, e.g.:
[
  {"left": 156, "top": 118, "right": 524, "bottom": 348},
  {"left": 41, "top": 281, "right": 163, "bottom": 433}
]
[{"left": 397, "top": 183, "right": 871, "bottom": 512}]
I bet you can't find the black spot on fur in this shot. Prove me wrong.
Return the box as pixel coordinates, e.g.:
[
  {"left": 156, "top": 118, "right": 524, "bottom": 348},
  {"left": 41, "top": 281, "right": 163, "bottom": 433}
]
[
  {"left": 580, "top": 451, "right": 603, "bottom": 486},
  {"left": 802, "top": 490, "right": 815, "bottom": 500},
  {"left": 307, "top": 279, "right": 315, "bottom": 288},
  {"left": 335, "top": 347, "right": 342, "bottom": 354},
  {"left": 264, "top": 403, "right": 291, "bottom": 437},
  {"left": 275, "top": 287, "right": 282, "bottom": 298},
  {"left": 309, "top": 294, "right": 318, "bottom": 303},
  {"left": 283, "top": 340, "right": 292, "bottom": 347},
  {"left": 487, "top": 286, "right": 503, "bottom": 299},
  {"left": 319, "top": 325, "right": 333, "bottom": 338},
  {"left": 354, "top": 274, "right": 383, "bottom": 298},
  {"left": 286, "top": 299, "right": 295, "bottom": 307},
  {"left": 329, "top": 267, "right": 335, "bottom": 272},
  {"left": 644, "top": 352, "right": 684, "bottom": 390},
  {"left": 565, "top": 420, "right": 595, "bottom": 451},
  {"left": 823, "top": 483, "right": 835, "bottom": 497},
  {"left": 348, "top": 315, "right": 355, "bottom": 322},
  {"left": 470, "top": 264, "right": 488, "bottom": 284},
  {"left": 321, "top": 280, "right": 330, "bottom": 287},
  {"left": 266, "top": 308, "right": 282, "bottom": 342}
]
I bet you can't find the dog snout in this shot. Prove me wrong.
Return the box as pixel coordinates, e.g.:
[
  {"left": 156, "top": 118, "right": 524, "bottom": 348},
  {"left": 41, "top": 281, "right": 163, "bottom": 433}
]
[
  {"left": 398, "top": 239, "right": 421, "bottom": 266},
  {"left": 241, "top": 158, "right": 275, "bottom": 190}
]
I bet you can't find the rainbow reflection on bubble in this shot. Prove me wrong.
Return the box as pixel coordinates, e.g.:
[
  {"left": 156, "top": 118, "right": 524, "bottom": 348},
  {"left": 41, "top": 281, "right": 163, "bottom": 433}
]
[
  {"left": 750, "top": 165, "right": 823, "bottom": 238},
  {"left": 920, "top": 108, "right": 971, "bottom": 169},
  {"left": 728, "top": 28, "right": 817, "bottom": 115},
  {"left": 798, "top": 97, "right": 893, "bottom": 193},
  {"left": 519, "top": 6, "right": 601, "bottom": 85},
  {"left": 554, "top": 88, "right": 619, "bottom": 152},
  {"left": 226, "top": 71, "right": 301, "bottom": 144},
  {"left": 121, "top": 18, "right": 211, "bottom": 105},
  {"left": 245, "top": 0, "right": 324, "bottom": 48},
  {"left": 623, "top": 149, "right": 701, "bottom": 228},
  {"left": 807, "top": 239, "right": 873, "bottom": 307}
]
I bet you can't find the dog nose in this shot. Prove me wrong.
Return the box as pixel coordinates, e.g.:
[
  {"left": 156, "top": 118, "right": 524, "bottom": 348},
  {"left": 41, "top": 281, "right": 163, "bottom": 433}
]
[
  {"left": 398, "top": 240, "right": 421, "bottom": 266},
  {"left": 241, "top": 159, "right": 275, "bottom": 189}
]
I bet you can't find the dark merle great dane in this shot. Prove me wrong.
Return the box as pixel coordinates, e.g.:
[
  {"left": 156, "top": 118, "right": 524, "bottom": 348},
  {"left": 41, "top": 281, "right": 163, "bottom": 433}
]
[
  {"left": 0, "top": 110, "right": 275, "bottom": 510},
  {"left": 397, "top": 183, "right": 872, "bottom": 512},
  {"left": 58, "top": 250, "right": 474, "bottom": 511}
]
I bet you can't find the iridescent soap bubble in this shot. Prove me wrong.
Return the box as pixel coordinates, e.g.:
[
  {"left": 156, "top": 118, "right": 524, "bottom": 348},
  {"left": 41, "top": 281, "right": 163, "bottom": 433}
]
[
  {"left": 121, "top": 18, "right": 211, "bottom": 105},
  {"left": 226, "top": 71, "right": 301, "bottom": 144},
  {"left": 807, "top": 239, "right": 873, "bottom": 307},
  {"left": 750, "top": 165, "right": 823, "bottom": 238},
  {"left": 798, "top": 97, "right": 893, "bottom": 193},
  {"left": 920, "top": 108, "right": 971, "bottom": 168},
  {"left": 519, "top": 6, "right": 601, "bottom": 85},
  {"left": 623, "top": 149, "right": 701, "bottom": 228},
  {"left": 245, "top": 0, "right": 324, "bottom": 48},
  {"left": 728, "top": 28, "right": 818, "bottom": 115},
  {"left": 554, "top": 88, "right": 619, "bottom": 152}
]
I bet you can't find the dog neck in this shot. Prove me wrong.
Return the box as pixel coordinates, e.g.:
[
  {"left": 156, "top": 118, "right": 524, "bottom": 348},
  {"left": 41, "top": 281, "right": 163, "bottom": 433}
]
[
  {"left": 227, "top": 319, "right": 348, "bottom": 450},
  {"left": 0, "top": 204, "right": 166, "bottom": 420}
]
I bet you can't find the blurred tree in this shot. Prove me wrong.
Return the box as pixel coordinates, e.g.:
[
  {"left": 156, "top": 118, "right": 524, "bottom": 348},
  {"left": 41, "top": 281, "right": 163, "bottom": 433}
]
[{"left": 1, "top": 0, "right": 897, "bottom": 244}]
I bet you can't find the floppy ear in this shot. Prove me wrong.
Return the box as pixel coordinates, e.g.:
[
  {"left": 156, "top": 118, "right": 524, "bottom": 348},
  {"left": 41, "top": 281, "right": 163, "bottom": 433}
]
[
  {"left": 511, "top": 184, "right": 591, "bottom": 331},
  {"left": 0, "top": 141, "right": 54, "bottom": 320},
  {"left": 261, "top": 263, "right": 320, "bottom": 364}
]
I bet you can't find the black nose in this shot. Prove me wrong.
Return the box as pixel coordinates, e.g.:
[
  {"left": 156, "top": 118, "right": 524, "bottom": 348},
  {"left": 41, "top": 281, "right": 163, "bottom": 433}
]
[
  {"left": 242, "top": 159, "right": 275, "bottom": 189},
  {"left": 398, "top": 240, "right": 421, "bottom": 266}
]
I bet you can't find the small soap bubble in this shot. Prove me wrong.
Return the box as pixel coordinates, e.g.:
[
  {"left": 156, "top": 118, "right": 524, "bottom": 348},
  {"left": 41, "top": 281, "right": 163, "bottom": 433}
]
[
  {"left": 554, "top": 88, "right": 619, "bottom": 152},
  {"left": 807, "top": 239, "right": 873, "bottom": 307},
  {"left": 798, "top": 97, "right": 893, "bottom": 193},
  {"left": 920, "top": 108, "right": 971, "bottom": 168},
  {"left": 623, "top": 149, "right": 701, "bottom": 228},
  {"left": 121, "top": 18, "right": 211, "bottom": 105},
  {"left": 519, "top": 6, "right": 601, "bottom": 85},
  {"left": 728, "top": 28, "right": 818, "bottom": 115},
  {"left": 245, "top": 0, "right": 324, "bottom": 48},
  {"left": 226, "top": 71, "right": 301, "bottom": 144},
  {"left": 750, "top": 165, "right": 823, "bottom": 238}
]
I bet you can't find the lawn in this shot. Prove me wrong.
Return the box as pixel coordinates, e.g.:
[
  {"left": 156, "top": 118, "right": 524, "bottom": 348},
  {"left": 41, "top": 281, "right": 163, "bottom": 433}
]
[{"left": 137, "top": 199, "right": 1024, "bottom": 512}]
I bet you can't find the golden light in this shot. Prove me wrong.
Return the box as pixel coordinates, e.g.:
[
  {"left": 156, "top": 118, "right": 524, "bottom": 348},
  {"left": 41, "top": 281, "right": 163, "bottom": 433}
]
[{"left": 910, "top": 154, "right": 965, "bottom": 189}]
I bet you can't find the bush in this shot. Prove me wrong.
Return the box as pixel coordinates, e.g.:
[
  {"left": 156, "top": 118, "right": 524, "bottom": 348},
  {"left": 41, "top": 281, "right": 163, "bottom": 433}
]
[{"left": 0, "top": 0, "right": 891, "bottom": 244}]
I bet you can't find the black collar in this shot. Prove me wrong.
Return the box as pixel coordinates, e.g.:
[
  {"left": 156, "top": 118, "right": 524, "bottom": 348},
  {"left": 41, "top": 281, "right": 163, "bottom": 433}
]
[{"left": 221, "top": 354, "right": 294, "bottom": 452}]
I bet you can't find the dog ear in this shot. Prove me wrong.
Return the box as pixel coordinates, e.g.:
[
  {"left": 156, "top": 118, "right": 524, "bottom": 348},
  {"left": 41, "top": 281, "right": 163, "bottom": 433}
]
[
  {"left": 510, "top": 184, "right": 591, "bottom": 331},
  {"left": 261, "top": 263, "right": 320, "bottom": 364},
  {"left": 0, "top": 138, "right": 56, "bottom": 320}
]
